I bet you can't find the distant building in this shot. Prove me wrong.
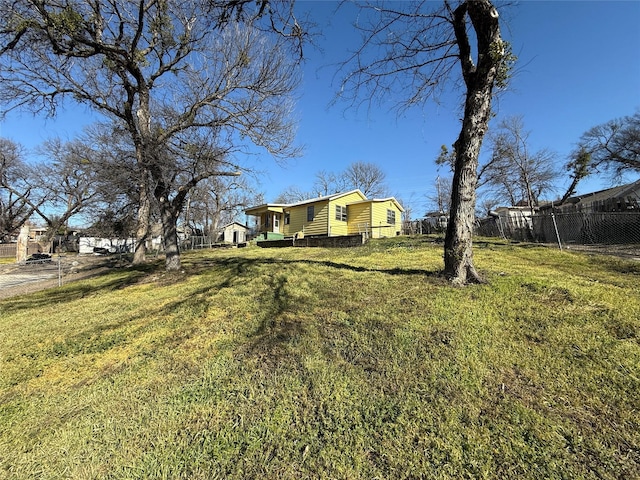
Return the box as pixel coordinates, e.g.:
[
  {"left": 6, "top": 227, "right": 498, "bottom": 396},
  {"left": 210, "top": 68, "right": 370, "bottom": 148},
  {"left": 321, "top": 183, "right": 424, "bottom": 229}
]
[
  {"left": 541, "top": 179, "right": 640, "bottom": 214},
  {"left": 477, "top": 206, "right": 536, "bottom": 241},
  {"left": 424, "top": 211, "right": 448, "bottom": 232},
  {"left": 218, "top": 222, "right": 248, "bottom": 244}
]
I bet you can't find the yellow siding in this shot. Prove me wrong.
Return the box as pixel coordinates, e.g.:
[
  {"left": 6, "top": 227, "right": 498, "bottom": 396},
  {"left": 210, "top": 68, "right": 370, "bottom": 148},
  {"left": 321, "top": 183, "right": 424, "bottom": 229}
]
[
  {"left": 329, "top": 206, "right": 349, "bottom": 236},
  {"left": 280, "top": 207, "right": 294, "bottom": 236},
  {"left": 281, "top": 205, "right": 303, "bottom": 236},
  {"left": 282, "top": 206, "right": 309, "bottom": 234},
  {"left": 347, "top": 203, "right": 371, "bottom": 235},
  {"left": 282, "top": 216, "right": 291, "bottom": 236},
  {"left": 283, "top": 200, "right": 330, "bottom": 236},
  {"left": 329, "top": 191, "right": 365, "bottom": 236},
  {"left": 307, "top": 201, "right": 329, "bottom": 235},
  {"left": 370, "top": 201, "right": 402, "bottom": 238},
  {"left": 339, "top": 191, "right": 368, "bottom": 205}
]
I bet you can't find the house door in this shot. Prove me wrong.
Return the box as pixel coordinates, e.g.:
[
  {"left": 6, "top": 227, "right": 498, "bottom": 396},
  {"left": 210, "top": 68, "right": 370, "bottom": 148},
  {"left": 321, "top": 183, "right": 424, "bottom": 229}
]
[
  {"left": 233, "top": 231, "right": 238, "bottom": 244},
  {"left": 273, "top": 214, "right": 280, "bottom": 233}
]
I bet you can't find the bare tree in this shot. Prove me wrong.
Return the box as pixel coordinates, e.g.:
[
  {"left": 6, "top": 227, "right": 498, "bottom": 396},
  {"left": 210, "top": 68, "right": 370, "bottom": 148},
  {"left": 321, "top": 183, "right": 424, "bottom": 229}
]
[
  {"left": 426, "top": 175, "right": 452, "bottom": 215},
  {"left": 342, "top": 161, "right": 388, "bottom": 197},
  {"left": 2, "top": 129, "right": 140, "bottom": 244},
  {"left": 275, "top": 161, "right": 388, "bottom": 203},
  {"left": 0, "top": 138, "right": 41, "bottom": 241},
  {"left": 571, "top": 111, "right": 640, "bottom": 184},
  {"left": 71, "top": 123, "right": 143, "bottom": 239},
  {"left": 396, "top": 193, "right": 414, "bottom": 231},
  {"left": 274, "top": 185, "right": 313, "bottom": 204},
  {"left": 27, "top": 137, "right": 111, "bottom": 243},
  {"left": 482, "top": 116, "right": 557, "bottom": 211},
  {"left": 338, "top": 0, "right": 514, "bottom": 285},
  {"left": 476, "top": 194, "right": 500, "bottom": 217},
  {"left": 184, "top": 174, "right": 257, "bottom": 237},
  {"left": 313, "top": 170, "right": 347, "bottom": 197},
  {"left": 0, "top": 0, "right": 305, "bottom": 271}
]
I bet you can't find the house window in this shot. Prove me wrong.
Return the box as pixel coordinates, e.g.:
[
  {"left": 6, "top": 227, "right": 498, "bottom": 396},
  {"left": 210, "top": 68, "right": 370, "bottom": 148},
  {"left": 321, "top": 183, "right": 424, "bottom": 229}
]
[
  {"left": 335, "top": 205, "right": 347, "bottom": 222},
  {"left": 307, "top": 205, "right": 314, "bottom": 222},
  {"left": 284, "top": 212, "right": 290, "bottom": 225},
  {"left": 387, "top": 209, "right": 396, "bottom": 225}
]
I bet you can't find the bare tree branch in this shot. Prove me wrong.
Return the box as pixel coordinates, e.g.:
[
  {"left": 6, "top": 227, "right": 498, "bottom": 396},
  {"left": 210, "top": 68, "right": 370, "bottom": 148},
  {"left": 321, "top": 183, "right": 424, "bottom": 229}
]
[
  {"left": 0, "top": 0, "right": 306, "bottom": 270},
  {"left": 337, "top": 0, "right": 513, "bottom": 285}
]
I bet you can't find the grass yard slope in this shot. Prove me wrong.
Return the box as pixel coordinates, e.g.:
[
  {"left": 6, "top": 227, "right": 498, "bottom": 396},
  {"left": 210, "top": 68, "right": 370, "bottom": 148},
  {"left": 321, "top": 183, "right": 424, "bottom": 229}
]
[{"left": 1, "top": 237, "right": 639, "bottom": 479}]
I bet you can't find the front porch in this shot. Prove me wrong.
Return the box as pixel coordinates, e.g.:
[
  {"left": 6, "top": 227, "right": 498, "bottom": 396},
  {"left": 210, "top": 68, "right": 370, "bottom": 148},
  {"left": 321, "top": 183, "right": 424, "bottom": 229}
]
[{"left": 245, "top": 204, "right": 286, "bottom": 241}]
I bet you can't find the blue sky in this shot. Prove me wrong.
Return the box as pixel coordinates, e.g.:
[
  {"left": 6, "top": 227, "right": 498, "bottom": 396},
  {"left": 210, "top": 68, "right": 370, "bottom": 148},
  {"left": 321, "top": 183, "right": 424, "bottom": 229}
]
[{"left": 2, "top": 1, "right": 639, "bottom": 218}]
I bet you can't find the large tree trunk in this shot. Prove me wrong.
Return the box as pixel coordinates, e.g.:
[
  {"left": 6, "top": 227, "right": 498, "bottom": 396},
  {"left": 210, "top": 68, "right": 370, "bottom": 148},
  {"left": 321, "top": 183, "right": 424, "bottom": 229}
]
[
  {"left": 133, "top": 182, "right": 150, "bottom": 264},
  {"left": 444, "top": 87, "right": 492, "bottom": 285},
  {"left": 132, "top": 89, "right": 154, "bottom": 266},
  {"left": 444, "top": 0, "right": 502, "bottom": 285},
  {"left": 159, "top": 200, "right": 181, "bottom": 272}
]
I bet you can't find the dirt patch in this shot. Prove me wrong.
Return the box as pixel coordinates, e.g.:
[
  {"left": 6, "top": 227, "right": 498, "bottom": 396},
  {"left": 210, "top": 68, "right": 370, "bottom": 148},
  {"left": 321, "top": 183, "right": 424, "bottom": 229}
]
[
  {"left": 562, "top": 243, "right": 640, "bottom": 259},
  {"left": 0, "top": 255, "right": 117, "bottom": 300}
]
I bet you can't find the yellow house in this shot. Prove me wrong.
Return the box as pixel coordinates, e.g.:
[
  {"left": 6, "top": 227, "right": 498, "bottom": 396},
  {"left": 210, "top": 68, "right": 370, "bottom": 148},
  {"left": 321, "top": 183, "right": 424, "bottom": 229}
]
[{"left": 245, "top": 189, "right": 404, "bottom": 240}]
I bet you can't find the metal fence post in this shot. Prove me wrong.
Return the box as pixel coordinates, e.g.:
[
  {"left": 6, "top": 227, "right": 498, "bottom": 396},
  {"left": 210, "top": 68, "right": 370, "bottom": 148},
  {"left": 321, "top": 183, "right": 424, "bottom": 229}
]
[{"left": 550, "top": 204, "right": 562, "bottom": 251}]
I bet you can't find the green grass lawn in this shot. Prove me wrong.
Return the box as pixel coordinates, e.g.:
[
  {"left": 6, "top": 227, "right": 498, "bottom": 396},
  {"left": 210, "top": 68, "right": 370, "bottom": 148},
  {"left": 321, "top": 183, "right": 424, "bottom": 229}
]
[{"left": 1, "top": 236, "right": 638, "bottom": 479}]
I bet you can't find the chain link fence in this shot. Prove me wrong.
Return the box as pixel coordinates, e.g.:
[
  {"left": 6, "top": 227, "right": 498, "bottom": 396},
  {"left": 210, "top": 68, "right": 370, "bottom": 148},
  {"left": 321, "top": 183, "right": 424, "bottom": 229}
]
[
  {"left": 476, "top": 215, "right": 534, "bottom": 242},
  {"left": 476, "top": 211, "right": 640, "bottom": 251},
  {"left": 403, "top": 218, "right": 448, "bottom": 236},
  {"left": 533, "top": 211, "right": 640, "bottom": 246},
  {"left": 0, "top": 254, "right": 115, "bottom": 298},
  {"left": 181, "top": 236, "right": 217, "bottom": 250},
  {"left": 180, "top": 236, "right": 241, "bottom": 251}
]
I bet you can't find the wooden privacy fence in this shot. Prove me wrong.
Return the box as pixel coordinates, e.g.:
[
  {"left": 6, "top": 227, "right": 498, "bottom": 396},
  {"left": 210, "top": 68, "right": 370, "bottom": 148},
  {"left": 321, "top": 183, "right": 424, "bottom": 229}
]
[{"left": 0, "top": 242, "right": 42, "bottom": 259}]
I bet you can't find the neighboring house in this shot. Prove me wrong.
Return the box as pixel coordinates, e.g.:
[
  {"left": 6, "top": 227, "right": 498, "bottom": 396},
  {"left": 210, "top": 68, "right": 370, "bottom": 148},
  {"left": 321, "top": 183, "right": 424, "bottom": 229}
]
[
  {"left": 531, "top": 179, "right": 640, "bottom": 245},
  {"left": 480, "top": 206, "right": 536, "bottom": 241},
  {"left": 543, "top": 179, "right": 640, "bottom": 214},
  {"left": 491, "top": 206, "right": 535, "bottom": 228},
  {"left": 27, "top": 225, "right": 49, "bottom": 242},
  {"left": 424, "top": 211, "right": 448, "bottom": 232},
  {"left": 218, "top": 222, "right": 248, "bottom": 244},
  {"left": 245, "top": 189, "right": 404, "bottom": 240}
]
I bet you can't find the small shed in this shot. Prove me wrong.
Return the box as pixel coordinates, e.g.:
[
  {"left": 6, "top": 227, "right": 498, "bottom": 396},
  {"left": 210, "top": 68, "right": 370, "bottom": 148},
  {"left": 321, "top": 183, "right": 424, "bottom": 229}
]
[{"left": 219, "top": 222, "right": 248, "bottom": 244}]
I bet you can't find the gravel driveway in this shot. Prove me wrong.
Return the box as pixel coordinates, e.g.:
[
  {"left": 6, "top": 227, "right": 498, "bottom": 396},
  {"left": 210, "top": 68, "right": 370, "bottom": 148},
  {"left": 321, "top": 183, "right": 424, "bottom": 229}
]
[
  {"left": 0, "top": 255, "right": 112, "bottom": 300},
  {"left": 0, "top": 271, "right": 59, "bottom": 289}
]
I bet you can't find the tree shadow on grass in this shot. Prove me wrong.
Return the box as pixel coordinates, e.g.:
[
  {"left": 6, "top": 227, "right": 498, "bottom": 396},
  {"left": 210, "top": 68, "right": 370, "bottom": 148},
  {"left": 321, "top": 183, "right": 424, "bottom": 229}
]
[
  {"left": 48, "top": 282, "right": 220, "bottom": 356},
  {"left": 217, "top": 255, "right": 446, "bottom": 375},
  {"left": 1, "top": 252, "right": 448, "bottom": 393},
  {"left": 234, "top": 273, "right": 308, "bottom": 370},
  {"left": 1, "top": 251, "right": 443, "bottom": 322},
  {"left": 7, "top": 277, "right": 233, "bottom": 378},
  {"left": 307, "top": 259, "right": 445, "bottom": 279},
  {"left": 194, "top": 255, "right": 445, "bottom": 286},
  {"left": 184, "top": 255, "right": 448, "bottom": 363}
]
